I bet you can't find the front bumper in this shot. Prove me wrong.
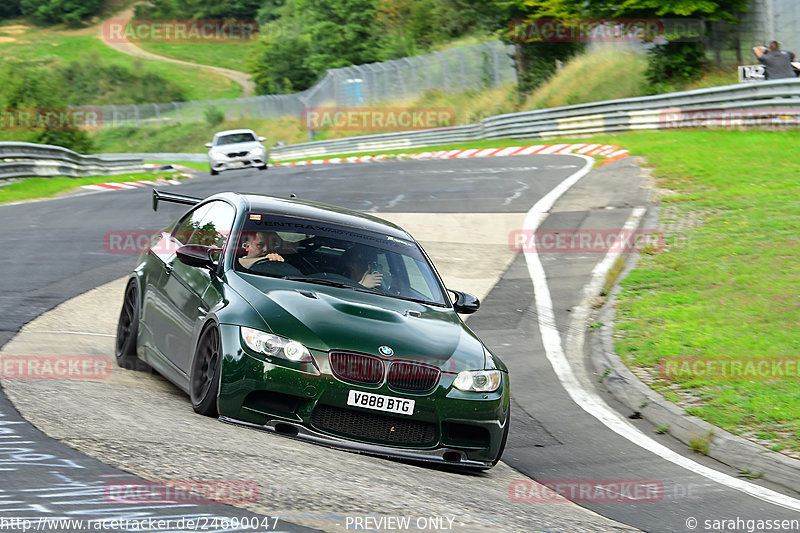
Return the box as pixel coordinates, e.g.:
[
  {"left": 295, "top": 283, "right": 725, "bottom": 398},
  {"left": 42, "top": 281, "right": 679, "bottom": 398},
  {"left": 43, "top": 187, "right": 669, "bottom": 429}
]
[
  {"left": 217, "top": 324, "right": 509, "bottom": 467},
  {"left": 208, "top": 153, "right": 267, "bottom": 171},
  {"left": 219, "top": 416, "right": 496, "bottom": 469}
]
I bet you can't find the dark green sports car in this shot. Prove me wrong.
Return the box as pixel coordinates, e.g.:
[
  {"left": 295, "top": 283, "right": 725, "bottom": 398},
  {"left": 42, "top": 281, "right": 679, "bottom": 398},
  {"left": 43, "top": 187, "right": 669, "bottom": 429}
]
[{"left": 116, "top": 190, "right": 510, "bottom": 468}]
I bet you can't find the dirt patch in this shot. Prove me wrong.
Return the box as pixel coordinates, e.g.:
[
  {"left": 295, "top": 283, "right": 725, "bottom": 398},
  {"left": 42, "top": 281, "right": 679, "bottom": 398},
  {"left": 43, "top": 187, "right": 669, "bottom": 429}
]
[{"left": 0, "top": 25, "right": 29, "bottom": 34}]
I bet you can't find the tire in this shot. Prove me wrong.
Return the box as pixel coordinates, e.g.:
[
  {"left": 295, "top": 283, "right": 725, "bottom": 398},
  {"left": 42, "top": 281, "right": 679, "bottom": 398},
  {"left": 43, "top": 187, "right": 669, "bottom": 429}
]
[
  {"left": 492, "top": 404, "right": 510, "bottom": 467},
  {"left": 210, "top": 168, "right": 219, "bottom": 176},
  {"left": 115, "top": 280, "right": 140, "bottom": 369},
  {"left": 258, "top": 164, "right": 268, "bottom": 171},
  {"left": 190, "top": 324, "right": 221, "bottom": 417}
]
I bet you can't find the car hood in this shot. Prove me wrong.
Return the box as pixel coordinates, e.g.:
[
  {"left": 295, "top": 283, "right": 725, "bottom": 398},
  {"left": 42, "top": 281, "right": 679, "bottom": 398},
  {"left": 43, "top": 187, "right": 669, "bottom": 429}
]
[
  {"left": 227, "top": 273, "right": 487, "bottom": 373},
  {"left": 209, "top": 141, "right": 263, "bottom": 153}
]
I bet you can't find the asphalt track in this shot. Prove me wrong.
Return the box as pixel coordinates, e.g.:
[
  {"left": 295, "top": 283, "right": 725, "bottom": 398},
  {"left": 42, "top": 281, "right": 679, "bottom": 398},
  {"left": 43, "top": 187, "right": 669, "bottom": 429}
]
[{"left": 0, "top": 155, "right": 799, "bottom": 532}]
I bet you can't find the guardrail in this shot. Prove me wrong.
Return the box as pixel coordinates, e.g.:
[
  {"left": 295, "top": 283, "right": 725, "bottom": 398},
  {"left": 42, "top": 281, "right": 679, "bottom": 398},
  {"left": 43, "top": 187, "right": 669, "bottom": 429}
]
[
  {"left": 0, "top": 142, "right": 145, "bottom": 180},
  {"left": 270, "top": 79, "right": 800, "bottom": 161}
]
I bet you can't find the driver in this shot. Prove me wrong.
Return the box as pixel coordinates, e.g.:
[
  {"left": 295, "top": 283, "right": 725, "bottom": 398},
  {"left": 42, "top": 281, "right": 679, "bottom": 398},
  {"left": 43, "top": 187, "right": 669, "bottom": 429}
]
[{"left": 238, "top": 231, "right": 284, "bottom": 268}]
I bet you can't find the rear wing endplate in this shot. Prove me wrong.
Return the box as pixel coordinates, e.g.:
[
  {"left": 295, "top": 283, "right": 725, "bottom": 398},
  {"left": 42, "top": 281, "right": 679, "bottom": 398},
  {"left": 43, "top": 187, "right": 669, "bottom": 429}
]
[{"left": 152, "top": 189, "right": 203, "bottom": 212}]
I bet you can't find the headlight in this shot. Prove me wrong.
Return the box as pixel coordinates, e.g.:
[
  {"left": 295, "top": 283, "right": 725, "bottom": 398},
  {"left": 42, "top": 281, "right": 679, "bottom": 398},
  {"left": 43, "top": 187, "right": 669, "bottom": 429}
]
[
  {"left": 453, "top": 370, "right": 501, "bottom": 392},
  {"left": 249, "top": 147, "right": 265, "bottom": 156},
  {"left": 240, "top": 327, "right": 311, "bottom": 362},
  {"left": 210, "top": 152, "right": 225, "bottom": 160}
]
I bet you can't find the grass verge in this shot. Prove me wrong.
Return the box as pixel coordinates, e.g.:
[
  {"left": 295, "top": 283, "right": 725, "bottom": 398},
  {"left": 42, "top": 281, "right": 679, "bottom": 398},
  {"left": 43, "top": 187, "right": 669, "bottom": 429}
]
[
  {"left": 608, "top": 130, "right": 800, "bottom": 458},
  {"left": 0, "top": 171, "right": 187, "bottom": 205},
  {"left": 267, "top": 128, "right": 800, "bottom": 458}
]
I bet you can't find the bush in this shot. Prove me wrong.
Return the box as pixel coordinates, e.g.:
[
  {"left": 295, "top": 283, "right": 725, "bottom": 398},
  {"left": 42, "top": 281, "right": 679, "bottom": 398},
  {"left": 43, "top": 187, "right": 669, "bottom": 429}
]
[
  {"left": 19, "top": 0, "right": 103, "bottom": 26},
  {"left": 515, "top": 42, "right": 585, "bottom": 94},
  {"left": 204, "top": 106, "right": 226, "bottom": 128},
  {"left": 645, "top": 42, "right": 707, "bottom": 88},
  {"left": 56, "top": 57, "right": 186, "bottom": 105}
]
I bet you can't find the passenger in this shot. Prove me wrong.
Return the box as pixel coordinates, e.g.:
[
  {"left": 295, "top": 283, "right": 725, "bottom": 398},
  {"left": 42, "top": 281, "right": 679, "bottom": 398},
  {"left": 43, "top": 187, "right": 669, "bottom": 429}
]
[
  {"left": 238, "top": 231, "right": 284, "bottom": 268},
  {"left": 341, "top": 247, "right": 382, "bottom": 289}
]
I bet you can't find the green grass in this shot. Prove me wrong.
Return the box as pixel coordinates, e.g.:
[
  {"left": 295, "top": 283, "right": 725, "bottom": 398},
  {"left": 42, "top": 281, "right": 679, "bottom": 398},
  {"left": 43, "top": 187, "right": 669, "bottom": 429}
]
[
  {"left": 524, "top": 48, "right": 648, "bottom": 109},
  {"left": 0, "top": 23, "right": 241, "bottom": 101},
  {"left": 148, "top": 161, "right": 207, "bottom": 171},
  {"left": 136, "top": 41, "right": 251, "bottom": 72},
  {"left": 0, "top": 171, "right": 186, "bottom": 204},
  {"left": 91, "top": 116, "right": 304, "bottom": 153},
  {"left": 609, "top": 130, "right": 800, "bottom": 457}
]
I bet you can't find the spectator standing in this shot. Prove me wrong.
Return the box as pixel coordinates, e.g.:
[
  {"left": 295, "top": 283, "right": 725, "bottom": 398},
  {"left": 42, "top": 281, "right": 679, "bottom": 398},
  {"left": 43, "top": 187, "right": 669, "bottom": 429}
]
[{"left": 753, "top": 41, "right": 797, "bottom": 79}]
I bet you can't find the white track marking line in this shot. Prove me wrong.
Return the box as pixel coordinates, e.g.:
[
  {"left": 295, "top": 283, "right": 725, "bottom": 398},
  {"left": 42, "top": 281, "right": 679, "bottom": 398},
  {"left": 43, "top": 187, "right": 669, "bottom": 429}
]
[{"left": 522, "top": 154, "right": 800, "bottom": 512}]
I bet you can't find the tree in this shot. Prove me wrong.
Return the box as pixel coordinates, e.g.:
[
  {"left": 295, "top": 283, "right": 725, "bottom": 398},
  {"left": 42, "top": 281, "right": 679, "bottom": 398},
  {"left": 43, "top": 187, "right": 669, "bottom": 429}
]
[
  {"left": 134, "top": 0, "right": 263, "bottom": 20},
  {"left": 0, "top": 0, "right": 22, "bottom": 20},
  {"left": 303, "top": 0, "right": 380, "bottom": 73},
  {"left": 480, "top": 0, "right": 749, "bottom": 94},
  {"left": 19, "top": 0, "right": 104, "bottom": 26},
  {"left": 247, "top": 26, "right": 317, "bottom": 93},
  {"left": 471, "top": 0, "right": 585, "bottom": 94},
  {"left": 0, "top": 61, "right": 93, "bottom": 152}
]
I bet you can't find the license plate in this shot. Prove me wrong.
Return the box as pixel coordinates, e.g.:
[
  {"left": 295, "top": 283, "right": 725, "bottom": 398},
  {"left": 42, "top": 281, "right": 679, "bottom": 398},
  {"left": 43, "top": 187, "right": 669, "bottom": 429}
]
[
  {"left": 347, "top": 390, "right": 415, "bottom": 416},
  {"left": 228, "top": 161, "right": 244, "bottom": 168}
]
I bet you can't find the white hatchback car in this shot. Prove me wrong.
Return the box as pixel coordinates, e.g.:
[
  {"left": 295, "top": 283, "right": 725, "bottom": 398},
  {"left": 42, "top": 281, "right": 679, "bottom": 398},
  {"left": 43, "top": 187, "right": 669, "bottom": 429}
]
[{"left": 205, "top": 129, "right": 268, "bottom": 175}]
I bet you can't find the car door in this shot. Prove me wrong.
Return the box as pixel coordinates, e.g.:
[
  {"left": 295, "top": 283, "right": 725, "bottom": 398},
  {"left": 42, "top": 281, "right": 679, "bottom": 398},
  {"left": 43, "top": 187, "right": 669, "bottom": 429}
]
[{"left": 149, "top": 200, "right": 235, "bottom": 376}]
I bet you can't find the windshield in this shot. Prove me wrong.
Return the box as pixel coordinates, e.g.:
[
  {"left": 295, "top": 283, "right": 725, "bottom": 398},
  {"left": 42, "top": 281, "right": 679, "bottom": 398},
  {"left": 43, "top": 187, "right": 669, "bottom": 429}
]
[
  {"left": 234, "top": 214, "right": 449, "bottom": 306},
  {"left": 215, "top": 132, "right": 256, "bottom": 145}
]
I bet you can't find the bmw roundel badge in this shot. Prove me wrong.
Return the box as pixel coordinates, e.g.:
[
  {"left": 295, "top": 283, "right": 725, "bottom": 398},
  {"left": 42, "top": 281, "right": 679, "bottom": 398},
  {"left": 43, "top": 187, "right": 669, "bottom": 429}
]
[{"left": 378, "top": 345, "right": 394, "bottom": 356}]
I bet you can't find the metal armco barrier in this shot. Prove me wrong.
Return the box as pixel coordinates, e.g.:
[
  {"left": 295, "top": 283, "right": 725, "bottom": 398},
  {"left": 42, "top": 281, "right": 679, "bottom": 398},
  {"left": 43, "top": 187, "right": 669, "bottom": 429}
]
[
  {"left": 270, "top": 79, "right": 800, "bottom": 161},
  {"left": 0, "top": 142, "right": 145, "bottom": 180}
]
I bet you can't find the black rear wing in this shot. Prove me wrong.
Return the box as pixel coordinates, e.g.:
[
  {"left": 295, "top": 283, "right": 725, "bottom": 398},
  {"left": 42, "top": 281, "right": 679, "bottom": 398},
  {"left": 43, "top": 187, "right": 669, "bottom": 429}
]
[{"left": 152, "top": 189, "right": 203, "bottom": 211}]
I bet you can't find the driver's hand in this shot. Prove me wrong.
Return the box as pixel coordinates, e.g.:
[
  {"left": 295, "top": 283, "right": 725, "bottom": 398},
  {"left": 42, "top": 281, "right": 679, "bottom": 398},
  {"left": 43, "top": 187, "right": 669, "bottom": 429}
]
[
  {"left": 266, "top": 253, "right": 284, "bottom": 262},
  {"left": 359, "top": 269, "right": 382, "bottom": 289}
]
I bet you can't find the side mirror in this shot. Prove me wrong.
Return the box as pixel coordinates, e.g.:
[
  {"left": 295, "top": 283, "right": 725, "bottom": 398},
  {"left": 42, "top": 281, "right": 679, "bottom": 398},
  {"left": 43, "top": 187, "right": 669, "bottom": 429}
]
[
  {"left": 449, "top": 290, "right": 480, "bottom": 314},
  {"left": 204, "top": 142, "right": 213, "bottom": 149},
  {"left": 257, "top": 136, "right": 267, "bottom": 142},
  {"left": 176, "top": 244, "right": 219, "bottom": 269}
]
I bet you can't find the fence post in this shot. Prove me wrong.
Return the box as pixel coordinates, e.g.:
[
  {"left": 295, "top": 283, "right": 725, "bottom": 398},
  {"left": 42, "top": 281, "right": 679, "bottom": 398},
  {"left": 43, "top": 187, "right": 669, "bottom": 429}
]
[
  {"left": 403, "top": 58, "right": 418, "bottom": 98},
  {"left": 487, "top": 42, "right": 501, "bottom": 85},
  {"left": 434, "top": 51, "right": 448, "bottom": 91},
  {"left": 423, "top": 55, "right": 432, "bottom": 92},
  {"left": 456, "top": 49, "right": 467, "bottom": 91}
]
